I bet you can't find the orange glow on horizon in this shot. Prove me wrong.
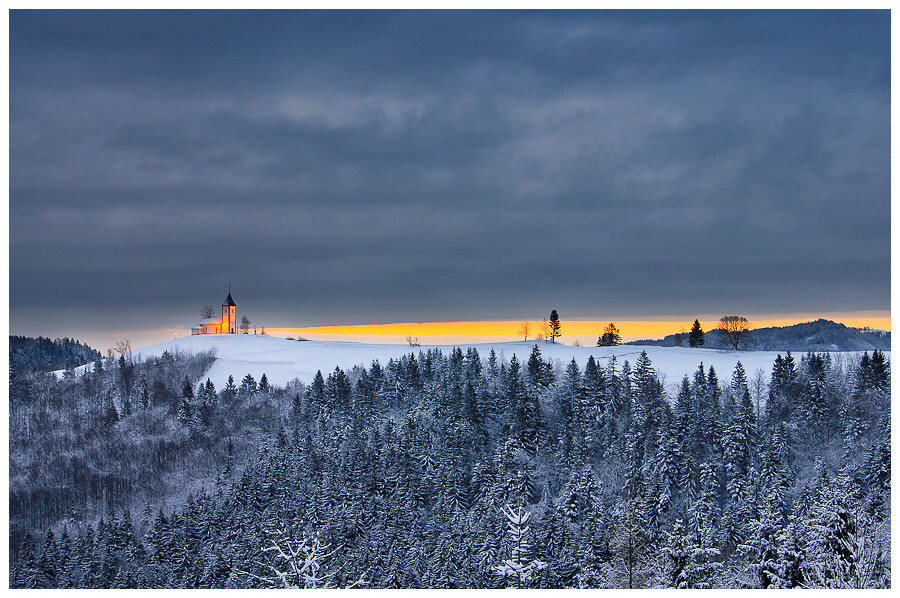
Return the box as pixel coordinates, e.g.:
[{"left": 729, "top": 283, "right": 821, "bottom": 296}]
[{"left": 268, "top": 313, "right": 890, "bottom": 344}]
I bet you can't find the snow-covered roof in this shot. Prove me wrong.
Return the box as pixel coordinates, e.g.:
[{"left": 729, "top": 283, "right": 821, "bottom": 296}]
[{"left": 197, "top": 317, "right": 222, "bottom": 325}]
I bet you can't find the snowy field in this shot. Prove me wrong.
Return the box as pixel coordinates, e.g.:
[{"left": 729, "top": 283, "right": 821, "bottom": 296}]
[{"left": 103, "top": 334, "right": 888, "bottom": 393}]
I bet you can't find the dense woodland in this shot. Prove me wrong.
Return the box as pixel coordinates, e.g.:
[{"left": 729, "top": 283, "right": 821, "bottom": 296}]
[
  {"left": 10, "top": 335, "right": 102, "bottom": 374},
  {"left": 9, "top": 340, "right": 891, "bottom": 588}
]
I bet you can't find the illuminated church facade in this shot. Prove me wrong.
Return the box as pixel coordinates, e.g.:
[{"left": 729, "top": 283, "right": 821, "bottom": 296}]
[{"left": 191, "top": 291, "right": 238, "bottom": 335}]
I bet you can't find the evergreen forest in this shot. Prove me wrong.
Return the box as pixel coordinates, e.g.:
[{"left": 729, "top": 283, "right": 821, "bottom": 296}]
[
  {"left": 8, "top": 342, "right": 891, "bottom": 588},
  {"left": 10, "top": 335, "right": 102, "bottom": 374}
]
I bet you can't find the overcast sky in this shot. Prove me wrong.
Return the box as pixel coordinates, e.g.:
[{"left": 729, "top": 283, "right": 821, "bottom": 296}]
[{"left": 9, "top": 10, "right": 891, "bottom": 347}]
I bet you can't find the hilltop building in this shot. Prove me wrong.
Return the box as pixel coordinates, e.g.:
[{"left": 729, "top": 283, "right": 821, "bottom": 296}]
[{"left": 192, "top": 291, "right": 237, "bottom": 335}]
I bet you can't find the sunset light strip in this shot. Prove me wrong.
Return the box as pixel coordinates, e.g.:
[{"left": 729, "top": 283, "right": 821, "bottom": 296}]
[{"left": 269, "top": 313, "right": 890, "bottom": 344}]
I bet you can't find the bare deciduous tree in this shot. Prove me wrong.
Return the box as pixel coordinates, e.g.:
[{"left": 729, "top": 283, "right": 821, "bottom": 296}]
[
  {"left": 200, "top": 304, "right": 216, "bottom": 319},
  {"left": 718, "top": 315, "right": 750, "bottom": 351},
  {"left": 237, "top": 524, "right": 366, "bottom": 588},
  {"left": 518, "top": 322, "right": 530, "bottom": 341},
  {"left": 114, "top": 339, "right": 132, "bottom": 361}
]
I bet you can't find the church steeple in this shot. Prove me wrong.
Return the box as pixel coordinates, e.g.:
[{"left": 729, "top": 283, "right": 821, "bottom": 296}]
[{"left": 221, "top": 286, "right": 237, "bottom": 333}]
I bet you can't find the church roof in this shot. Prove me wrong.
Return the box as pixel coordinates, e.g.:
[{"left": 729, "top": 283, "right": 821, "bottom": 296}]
[
  {"left": 223, "top": 291, "right": 236, "bottom": 307},
  {"left": 198, "top": 317, "right": 221, "bottom": 325}
]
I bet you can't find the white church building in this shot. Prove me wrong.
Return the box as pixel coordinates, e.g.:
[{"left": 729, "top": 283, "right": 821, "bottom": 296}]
[{"left": 191, "top": 291, "right": 238, "bottom": 335}]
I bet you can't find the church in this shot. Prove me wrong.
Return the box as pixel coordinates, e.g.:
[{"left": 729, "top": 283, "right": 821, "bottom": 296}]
[{"left": 191, "top": 291, "right": 238, "bottom": 335}]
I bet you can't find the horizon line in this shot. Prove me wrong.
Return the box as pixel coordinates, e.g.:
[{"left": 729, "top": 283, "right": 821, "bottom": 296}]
[{"left": 268, "top": 313, "right": 891, "bottom": 341}]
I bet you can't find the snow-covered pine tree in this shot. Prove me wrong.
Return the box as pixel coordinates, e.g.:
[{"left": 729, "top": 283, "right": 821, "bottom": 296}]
[
  {"left": 801, "top": 469, "right": 889, "bottom": 588},
  {"left": 662, "top": 518, "right": 691, "bottom": 588},
  {"left": 239, "top": 373, "right": 257, "bottom": 398},
  {"left": 607, "top": 495, "right": 650, "bottom": 588},
  {"left": 685, "top": 461, "right": 723, "bottom": 588},
  {"left": 495, "top": 503, "right": 546, "bottom": 588},
  {"left": 722, "top": 362, "right": 757, "bottom": 547},
  {"left": 739, "top": 504, "right": 782, "bottom": 588},
  {"left": 221, "top": 374, "right": 237, "bottom": 402}
]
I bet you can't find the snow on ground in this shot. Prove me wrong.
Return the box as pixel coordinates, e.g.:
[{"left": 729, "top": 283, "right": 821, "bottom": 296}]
[{"left": 107, "top": 334, "right": 888, "bottom": 394}]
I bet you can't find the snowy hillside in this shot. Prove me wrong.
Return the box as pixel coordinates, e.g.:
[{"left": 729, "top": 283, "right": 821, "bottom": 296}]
[
  {"left": 25, "top": 331, "right": 892, "bottom": 589},
  {"left": 122, "top": 334, "right": 885, "bottom": 391}
]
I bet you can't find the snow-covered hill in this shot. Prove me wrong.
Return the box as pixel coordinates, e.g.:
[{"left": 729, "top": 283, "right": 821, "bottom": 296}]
[{"left": 116, "top": 334, "right": 886, "bottom": 392}]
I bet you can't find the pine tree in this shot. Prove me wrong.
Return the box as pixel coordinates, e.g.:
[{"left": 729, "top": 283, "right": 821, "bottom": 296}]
[
  {"left": 306, "top": 370, "right": 326, "bottom": 412},
  {"left": 597, "top": 323, "right": 621, "bottom": 347},
  {"left": 221, "top": 373, "right": 236, "bottom": 394},
  {"left": 324, "top": 367, "right": 352, "bottom": 412},
  {"left": 774, "top": 520, "right": 805, "bottom": 588},
  {"left": 868, "top": 350, "right": 890, "bottom": 395},
  {"left": 688, "top": 320, "right": 705, "bottom": 348},
  {"left": 663, "top": 518, "right": 691, "bottom": 588},
  {"left": 801, "top": 469, "right": 887, "bottom": 588},
  {"left": 494, "top": 503, "right": 546, "bottom": 588},
  {"left": 800, "top": 352, "right": 832, "bottom": 442},
  {"left": 525, "top": 345, "right": 550, "bottom": 388},
  {"left": 548, "top": 310, "right": 561, "bottom": 343},
  {"left": 608, "top": 496, "right": 649, "bottom": 588},
  {"left": 767, "top": 352, "right": 798, "bottom": 426},
  {"left": 240, "top": 373, "right": 257, "bottom": 397},
  {"left": 686, "top": 462, "right": 723, "bottom": 588},
  {"left": 741, "top": 505, "right": 782, "bottom": 588},
  {"left": 560, "top": 359, "right": 580, "bottom": 425},
  {"left": 722, "top": 362, "right": 756, "bottom": 546},
  {"left": 177, "top": 398, "right": 193, "bottom": 426},
  {"left": 674, "top": 376, "right": 699, "bottom": 501}
]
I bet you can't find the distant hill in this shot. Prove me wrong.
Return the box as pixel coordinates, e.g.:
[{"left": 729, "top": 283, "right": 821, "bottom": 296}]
[{"left": 627, "top": 318, "right": 890, "bottom": 352}]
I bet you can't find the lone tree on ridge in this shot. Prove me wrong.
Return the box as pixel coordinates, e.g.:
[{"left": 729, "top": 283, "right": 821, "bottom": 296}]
[
  {"left": 549, "top": 310, "right": 561, "bottom": 343},
  {"left": 598, "top": 323, "right": 621, "bottom": 347},
  {"left": 689, "top": 319, "right": 705, "bottom": 347},
  {"left": 718, "top": 315, "right": 750, "bottom": 351}
]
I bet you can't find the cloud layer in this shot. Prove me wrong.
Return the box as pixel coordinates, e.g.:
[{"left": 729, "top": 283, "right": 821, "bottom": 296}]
[{"left": 10, "top": 10, "right": 890, "bottom": 337}]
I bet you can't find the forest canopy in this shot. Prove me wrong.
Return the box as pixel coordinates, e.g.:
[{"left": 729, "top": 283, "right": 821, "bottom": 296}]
[{"left": 8, "top": 340, "right": 891, "bottom": 588}]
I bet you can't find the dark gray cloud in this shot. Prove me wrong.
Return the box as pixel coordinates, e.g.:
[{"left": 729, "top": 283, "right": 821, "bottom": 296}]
[{"left": 10, "top": 10, "right": 890, "bottom": 343}]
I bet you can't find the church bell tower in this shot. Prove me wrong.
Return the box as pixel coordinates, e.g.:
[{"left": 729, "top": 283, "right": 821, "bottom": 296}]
[{"left": 222, "top": 287, "right": 237, "bottom": 334}]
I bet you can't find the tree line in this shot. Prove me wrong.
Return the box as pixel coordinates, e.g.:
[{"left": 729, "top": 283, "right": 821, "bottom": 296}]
[{"left": 529, "top": 311, "right": 749, "bottom": 350}]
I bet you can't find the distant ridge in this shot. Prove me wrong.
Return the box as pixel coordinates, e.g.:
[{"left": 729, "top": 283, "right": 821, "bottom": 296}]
[{"left": 627, "top": 318, "right": 890, "bottom": 352}]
